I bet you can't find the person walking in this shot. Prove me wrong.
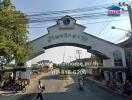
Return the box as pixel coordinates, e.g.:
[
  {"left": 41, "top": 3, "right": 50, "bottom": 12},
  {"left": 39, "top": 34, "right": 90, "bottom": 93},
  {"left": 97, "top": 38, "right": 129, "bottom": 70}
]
[{"left": 36, "top": 80, "right": 45, "bottom": 100}]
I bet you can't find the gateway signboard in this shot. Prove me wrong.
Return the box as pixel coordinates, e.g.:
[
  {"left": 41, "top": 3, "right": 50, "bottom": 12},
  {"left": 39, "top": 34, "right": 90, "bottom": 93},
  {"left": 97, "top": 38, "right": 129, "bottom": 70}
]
[{"left": 47, "top": 33, "right": 88, "bottom": 43}]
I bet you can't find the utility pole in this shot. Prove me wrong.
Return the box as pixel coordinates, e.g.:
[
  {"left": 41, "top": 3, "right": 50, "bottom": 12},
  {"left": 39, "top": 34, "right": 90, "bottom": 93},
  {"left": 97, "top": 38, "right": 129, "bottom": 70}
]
[
  {"left": 69, "top": 56, "right": 71, "bottom": 63},
  {"left": 76, "top": 50, "right": 81, "bottom": 65},
  {"left": 119, "top": 2, "right": 132, "bottom": 37},
  {"left": 127, "top": 5, "right": 132, "bottom": 31},
  {"left": 62, "top": 47, "right": 65, "bottom": 63}
]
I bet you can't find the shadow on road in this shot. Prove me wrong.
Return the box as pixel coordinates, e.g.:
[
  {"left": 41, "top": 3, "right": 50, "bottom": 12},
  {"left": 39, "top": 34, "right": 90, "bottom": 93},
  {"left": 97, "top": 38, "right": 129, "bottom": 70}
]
[
  {"left": 3, "top": 92, "right": 84, "bottom": 100},
  {"left": 8, "top": 88, "right": 126, "bottom": 100}
]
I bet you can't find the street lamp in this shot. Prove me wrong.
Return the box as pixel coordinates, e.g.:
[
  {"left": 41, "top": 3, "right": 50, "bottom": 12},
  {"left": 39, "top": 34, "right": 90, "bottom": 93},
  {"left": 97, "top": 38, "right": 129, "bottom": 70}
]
[
  {"left": 111, "top": 26, "right": 116, "bottom": 29},
  {"left": 111, "top": 26, "right": 132, "bottom": 37},
  {"left": 69, "top": 56, "right": 71, "bottom": 63}
]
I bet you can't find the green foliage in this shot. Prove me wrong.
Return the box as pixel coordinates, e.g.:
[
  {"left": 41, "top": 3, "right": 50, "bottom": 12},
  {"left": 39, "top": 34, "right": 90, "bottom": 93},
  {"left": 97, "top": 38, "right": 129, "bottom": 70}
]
[
  {"left": 69, "top": 65, "right": 81, "bottom": 71},
  {"left": 0, "top": 0, "right": 28, "bottom": 66},
  {"left": 53, "top": 64, "right": 81, "bottom": 71}
]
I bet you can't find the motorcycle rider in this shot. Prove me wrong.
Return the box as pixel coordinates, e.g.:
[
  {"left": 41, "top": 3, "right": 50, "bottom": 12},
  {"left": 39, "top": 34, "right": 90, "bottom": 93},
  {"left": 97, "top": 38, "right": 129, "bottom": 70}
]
[{"left": 78, "top": 76, "right": 84, "bottom": 90}]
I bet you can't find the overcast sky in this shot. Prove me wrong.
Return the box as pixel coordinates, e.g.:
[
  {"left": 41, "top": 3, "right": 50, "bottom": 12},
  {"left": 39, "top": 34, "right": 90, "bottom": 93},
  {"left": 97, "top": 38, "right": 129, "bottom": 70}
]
[{"left": 12, "top": 0, "right": 131, "bottom": 64}]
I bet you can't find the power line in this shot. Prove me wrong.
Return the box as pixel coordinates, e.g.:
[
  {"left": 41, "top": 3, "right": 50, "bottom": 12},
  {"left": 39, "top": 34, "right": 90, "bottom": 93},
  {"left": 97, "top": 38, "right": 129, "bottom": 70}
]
[
  {"left": 96, "top": 18, "right": 110, "bottom": 36},
  {"left": 27, "top": 2, "right": 129, "bottom": 24},
  {"left": 1, "top": 2, "right": 128, "bottom": 25},
  {"left": 27, "top": 3, "right": 117, "bottom": 17},
  {"left": 28, "top": 18, "right": 128, "bottom": 28},
  {"left": 96, "top": 17, "right": 118, "bottom": 36},
  {"left": 80, "top": 18, "right": 128, "bottom": 24},
  {"left": 28, "top": 14, "right": 128, "bottom": 24}
]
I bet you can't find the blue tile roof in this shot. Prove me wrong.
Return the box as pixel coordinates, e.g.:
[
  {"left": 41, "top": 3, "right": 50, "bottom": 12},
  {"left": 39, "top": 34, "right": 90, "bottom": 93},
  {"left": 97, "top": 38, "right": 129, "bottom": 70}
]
[{"left": 106, "top": 5, "right": 121, "bottom": 10}]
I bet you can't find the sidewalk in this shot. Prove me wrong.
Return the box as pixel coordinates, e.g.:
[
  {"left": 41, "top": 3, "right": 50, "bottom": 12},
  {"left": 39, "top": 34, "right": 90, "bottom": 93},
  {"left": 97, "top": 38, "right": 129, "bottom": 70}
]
[
  {"left": 86, "top": 77, "right": 132, "bottom": 99},
  {"left": 0, "top": 71, "right": 54, "bottom": 100},
  {"left": 0, "top": 71, "right": 51, "bottom": 96},
  {"left": 85, "top": 77, "right": 123, "bottom": 95}
]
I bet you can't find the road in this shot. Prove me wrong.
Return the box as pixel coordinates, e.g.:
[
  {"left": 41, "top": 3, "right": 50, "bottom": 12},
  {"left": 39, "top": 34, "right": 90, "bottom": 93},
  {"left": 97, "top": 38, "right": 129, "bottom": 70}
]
[{"left": 0, "top": 72, "right": 127, "bottom": 100}]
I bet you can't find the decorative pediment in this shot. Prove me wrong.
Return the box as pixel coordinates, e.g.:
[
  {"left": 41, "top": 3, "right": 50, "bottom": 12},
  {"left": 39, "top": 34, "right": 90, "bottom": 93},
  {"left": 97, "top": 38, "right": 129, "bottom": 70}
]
[
  {"left": 47, "top": 15, "right": 86, "bottom": 32},
  {"left": 57, "top": 15, "right": 76, "bottom": 29}
]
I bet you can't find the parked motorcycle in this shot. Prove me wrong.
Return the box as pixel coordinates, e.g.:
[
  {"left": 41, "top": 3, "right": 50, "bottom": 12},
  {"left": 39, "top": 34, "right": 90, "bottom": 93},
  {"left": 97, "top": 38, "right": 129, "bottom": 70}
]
[{"left": 11, "top": 82, "right": 26, "bottom": 93}]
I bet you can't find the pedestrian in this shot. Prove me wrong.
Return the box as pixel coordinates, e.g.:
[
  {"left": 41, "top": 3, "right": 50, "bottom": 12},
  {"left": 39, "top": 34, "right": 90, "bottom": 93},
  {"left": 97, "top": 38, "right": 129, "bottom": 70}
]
[{"left": 36, "top": 80, "right": 45, "bottom": 100}]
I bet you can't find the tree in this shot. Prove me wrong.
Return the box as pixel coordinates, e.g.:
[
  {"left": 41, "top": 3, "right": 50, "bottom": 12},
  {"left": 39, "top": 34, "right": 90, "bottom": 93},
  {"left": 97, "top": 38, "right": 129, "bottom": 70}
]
[{"left": 0, "top": 0, "right": 28, "bottom": 68}]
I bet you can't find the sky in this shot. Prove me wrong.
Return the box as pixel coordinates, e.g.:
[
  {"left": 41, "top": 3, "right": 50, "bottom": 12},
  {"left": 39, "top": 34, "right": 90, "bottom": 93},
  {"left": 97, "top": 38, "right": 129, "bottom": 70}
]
[{"left": 11, "top": 0, "right": 131, "bottom": 64}]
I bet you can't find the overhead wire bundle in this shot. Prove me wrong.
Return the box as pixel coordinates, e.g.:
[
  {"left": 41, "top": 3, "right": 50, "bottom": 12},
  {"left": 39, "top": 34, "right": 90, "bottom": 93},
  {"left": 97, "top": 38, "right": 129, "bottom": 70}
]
[{"left": 27, "top": 2, "right": 128, "bottom": 24}]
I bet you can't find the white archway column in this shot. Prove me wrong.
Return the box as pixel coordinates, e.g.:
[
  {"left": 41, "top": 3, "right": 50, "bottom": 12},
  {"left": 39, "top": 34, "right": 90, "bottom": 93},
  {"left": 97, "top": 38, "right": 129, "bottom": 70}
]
[
  {"left": 104, "top": 71, "right": 113, "bottom": 80},
  {"left": 115, "top": 71, "right": 126, "bottom": 82}
]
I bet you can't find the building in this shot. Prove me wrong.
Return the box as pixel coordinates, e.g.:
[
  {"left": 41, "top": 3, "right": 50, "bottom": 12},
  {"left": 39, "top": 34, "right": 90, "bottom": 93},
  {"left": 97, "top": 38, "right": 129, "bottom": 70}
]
[
  {"left": 119, "top": 37, "right": 132, "bottom": 50},
  {"left": 37, "top": 60, "right": 53, "bottom": 71},
  {"left": 118, "top": 37, "right": 132, "bottom": 80}
]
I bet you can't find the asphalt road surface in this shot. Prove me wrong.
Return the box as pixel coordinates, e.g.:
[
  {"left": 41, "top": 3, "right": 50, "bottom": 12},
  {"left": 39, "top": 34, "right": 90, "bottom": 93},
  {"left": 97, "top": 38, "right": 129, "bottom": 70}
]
[{"left": 0, "top": 73, "right": 127, "bottom": 100}]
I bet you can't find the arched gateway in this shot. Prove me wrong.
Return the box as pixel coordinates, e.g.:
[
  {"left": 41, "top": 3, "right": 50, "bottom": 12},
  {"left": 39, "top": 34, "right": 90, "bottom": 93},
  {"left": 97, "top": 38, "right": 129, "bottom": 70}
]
[{"left": 25, "top": 15, "right": 127, "bottom": 81}]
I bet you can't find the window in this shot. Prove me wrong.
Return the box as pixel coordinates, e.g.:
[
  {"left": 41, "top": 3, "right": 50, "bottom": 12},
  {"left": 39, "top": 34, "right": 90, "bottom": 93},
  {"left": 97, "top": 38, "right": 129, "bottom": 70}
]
[
  {"left": 113, "top": 50, "right": 123, "bottom": 66},
  {"left": 125, "top": 50, "right": 132, "bottom": 66}
]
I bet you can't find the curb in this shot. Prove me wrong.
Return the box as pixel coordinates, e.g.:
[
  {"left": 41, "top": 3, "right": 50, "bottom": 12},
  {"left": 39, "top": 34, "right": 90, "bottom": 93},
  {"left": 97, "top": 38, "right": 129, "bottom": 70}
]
[
  {"left": 0, "top": 91, "right": 12, "bottom": 94},
  {"left": 85, "top": 77, "right": 123, "bottom": 96}
]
